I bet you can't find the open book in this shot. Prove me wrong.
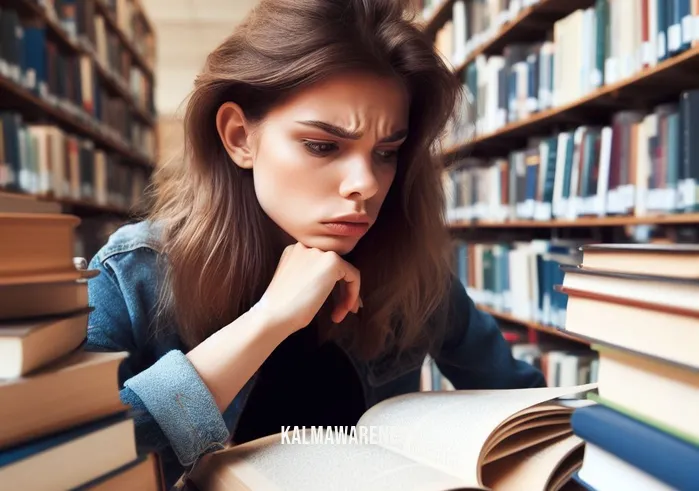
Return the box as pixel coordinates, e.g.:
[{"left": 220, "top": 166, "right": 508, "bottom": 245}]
[{"left": 186, "top": 384, "right": 595, "bottom": 491}]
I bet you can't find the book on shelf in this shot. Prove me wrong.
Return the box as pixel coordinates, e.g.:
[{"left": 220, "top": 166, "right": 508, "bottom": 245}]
[
  {"left": 444, "top": 89, "right": 699, "bottom": 223},
  {"left": 509, "top": 343, "right": 598, "bottom": 389},
  {"left": 440, "top": 0, "right": 699, "bottom": 144},
  {"left": 420, "top": 354, "right": 456, "bottom": 391},
  {"left": 452, "top": 239, "right": 582, "bottom": 330},
  {"left": 0, "top": 2, "right": 156, "bottom": 164},
  {"left": 0, "top": 212, "right": 164, "bottom": 490},
  {"left": 187, "top": 383, "right": 597, "bottom": 491},
  {"left": 431, "top": 0, "right": 545, "bottom": 70},
  {"left": 555, "top": 242, "right": 699, "bottom": 490},
  {"left": 0, "top": 110, "right": 149, "bottom": 212}
]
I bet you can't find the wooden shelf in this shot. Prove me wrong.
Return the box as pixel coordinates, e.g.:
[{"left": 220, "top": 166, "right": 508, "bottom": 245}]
[
  {"left": 449, "top": 213, "right": 699, "bottom": 229},
  {"left": 476, "top": 304, "right": 588, "bottom": 344},
  {"left": 421, "top": 0, "right": 456, "bottom": 37},
  {"left": 94, "top": 0, "right": 155, "bottom": 79},
  {"left": 453, "top": 0, "right": 596, "bottom": 75},
  {"left": 0, "top": 75, "right": 153, "bottom": 168},
  {"left": 445, "top": 44, "right": 699, "bottom": 159}
]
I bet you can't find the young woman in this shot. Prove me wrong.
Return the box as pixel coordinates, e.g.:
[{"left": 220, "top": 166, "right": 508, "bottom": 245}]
[{"left": 86, "top": 0, "right": 545, "bottom": 487}]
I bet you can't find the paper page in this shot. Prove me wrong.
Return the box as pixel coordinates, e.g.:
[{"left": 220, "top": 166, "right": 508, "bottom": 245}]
[
  {"left": 188, "top": 431, "right": 479, "bottom": 491},
  {"left": 356, "top": 384, "right": 595, "bottom": 486},
  {"left": 480, "top": 434, "right": 584, "bottom": 491},
  {"left": 487, "top": 413, "right": 571, "bottom": 449},
  {"left": 483, "top": 425, "right": 572, "bottom": 463}
]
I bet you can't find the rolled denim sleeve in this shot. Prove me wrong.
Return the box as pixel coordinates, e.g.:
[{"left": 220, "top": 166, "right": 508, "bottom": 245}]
[
  {"left": 85, "top": 251, "right": 230, "bottom": 467},
  {"left": 433, "top": 276, "right": 546, "bottom": 390}
]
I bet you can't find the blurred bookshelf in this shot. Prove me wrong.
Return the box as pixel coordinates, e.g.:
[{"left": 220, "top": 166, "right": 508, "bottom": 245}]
[
  {"left": 0, "top": 0, "right": 158, "bottom": 258},
  {"left": 418, "top": 0, "right": 699, "bottom": 347}
]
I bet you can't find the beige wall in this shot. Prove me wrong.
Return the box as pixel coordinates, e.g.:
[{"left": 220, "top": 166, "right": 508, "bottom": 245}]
[
  {"left": 142, "top": 0, "right": 259, "bottom": 117},
  {"left": 141, "top": 0, "right": 258, "bottom": 161}
]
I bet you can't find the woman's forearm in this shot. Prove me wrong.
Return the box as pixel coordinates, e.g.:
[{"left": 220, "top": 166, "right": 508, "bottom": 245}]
[{"left": 186, "top": 308, "right": 286, "bottom": 412}]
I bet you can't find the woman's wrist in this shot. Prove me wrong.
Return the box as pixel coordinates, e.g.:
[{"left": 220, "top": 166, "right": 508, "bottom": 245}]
[
  {"left": 245, "top": 297, "right": 293, "bottom": 340},
  {"left": 185, "top": 305, "right": 289, "bottom": 412}
]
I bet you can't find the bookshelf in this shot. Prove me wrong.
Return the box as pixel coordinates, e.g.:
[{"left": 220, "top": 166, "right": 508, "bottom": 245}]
[
  {"left": 0, "top": 0, "right": 157, "bottom": 224},
  {"left": 422, "top": 0, "right": 699, "bottom": 348},
  {"left": 421, "top": 0, "right": 457, "bottom": 36},
  {"left": 452, "top": 0, "right": 597, "bottom": 75},
  {"left": 446, "top": 44, "right": 699, "bottom": 159},
  {"left": 450, "top": 213, "right": 699, "bottom": 229}
]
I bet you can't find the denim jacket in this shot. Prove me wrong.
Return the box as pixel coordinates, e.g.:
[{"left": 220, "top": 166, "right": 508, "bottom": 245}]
[{"left": 84, "top": 221, "right": 545, "bottom": 489}]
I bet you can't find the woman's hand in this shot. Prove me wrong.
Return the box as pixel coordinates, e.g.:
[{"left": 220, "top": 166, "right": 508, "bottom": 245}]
[{"left": 253, "top": 243, "right": 361, "bottom": 335}]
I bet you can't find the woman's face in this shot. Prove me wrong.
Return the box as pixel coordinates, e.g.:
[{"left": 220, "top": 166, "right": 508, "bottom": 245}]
[{"left": 217, "top": 72, "right": 409, "bottom": 255}]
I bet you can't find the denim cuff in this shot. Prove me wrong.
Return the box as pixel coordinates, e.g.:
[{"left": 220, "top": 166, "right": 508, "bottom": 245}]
[{"left": 124, "top": 350, "right": 230, "bottom": 466}]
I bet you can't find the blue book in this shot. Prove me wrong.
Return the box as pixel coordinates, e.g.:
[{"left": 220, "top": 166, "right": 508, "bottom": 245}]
[
  {"left": 22, "top": 27, "right": 45, "bottom": 95},
  {"left": 571, "top": 404, "right": 699, "bottom": 490}
]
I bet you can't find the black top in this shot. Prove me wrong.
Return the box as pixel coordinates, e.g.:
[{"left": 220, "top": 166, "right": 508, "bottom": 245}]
[{"left": 233, "top": 323, "right": 366, "bottom": 444}]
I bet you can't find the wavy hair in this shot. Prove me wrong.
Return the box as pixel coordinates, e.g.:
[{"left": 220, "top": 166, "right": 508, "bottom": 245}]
[{"left": 148, "top": 0, "right": 461, "bottom": 360}]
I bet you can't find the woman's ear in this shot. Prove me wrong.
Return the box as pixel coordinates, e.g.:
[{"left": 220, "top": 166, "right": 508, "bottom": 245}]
[{"left": 215, "top": 102, "right": 254, "bottom": 169}]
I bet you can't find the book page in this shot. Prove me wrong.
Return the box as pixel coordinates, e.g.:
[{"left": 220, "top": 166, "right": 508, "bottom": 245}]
[
  {"left": 480, "top": 434, "right": 584, "bottom": 491},
  {"left": 356, "top": 384, "right": 595, "bottom": 487},
  {"left": 188, "top": 431, "right": 479, "bottom": 491}
]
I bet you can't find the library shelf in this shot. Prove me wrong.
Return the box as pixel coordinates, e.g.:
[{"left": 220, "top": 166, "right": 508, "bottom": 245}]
[
  {"left": 131, "top": 0, "right": 155, "bottom": 36},
  {"left": 94, "top": 0, "right": 155, "bottom": 79},
  {"left": 449, "top": 214, "right": 699, "bottom": 229},
  {"left": 0, "top": 75, "right": 154, "bottom": 169},
  {"left": 445, "top": 43, "right": 699, "bottom": 159},
  {"left": 476, "top": 304, "right": 588, "bottom": 345},
  {"left": 421, "top": 0, "right": 456, "bottom": 37},
  {"left": 453, "top": 0, "right": 595, "bottom": 75},
  {"left": 11, "top": 0, "right": 155, "bottom": 127},
  {"left": 92, "top": 58, "right": 155, "bottom": 126}
]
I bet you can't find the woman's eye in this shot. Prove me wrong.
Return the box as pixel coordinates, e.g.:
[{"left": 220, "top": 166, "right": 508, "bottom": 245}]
[
  {"left": 375, "top": 149, "right": 398, "bottom": 162},
  {"left": 304, "top": 141, "right": 338, "bottom": 156}
]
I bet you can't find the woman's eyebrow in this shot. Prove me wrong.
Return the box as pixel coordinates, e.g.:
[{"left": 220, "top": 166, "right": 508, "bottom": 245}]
[
  {"left": 296, "top": 120, "right": 408, "bottom": 143},
  {"left": 296, "top": 120, "right": 362, "bottom": 139}
]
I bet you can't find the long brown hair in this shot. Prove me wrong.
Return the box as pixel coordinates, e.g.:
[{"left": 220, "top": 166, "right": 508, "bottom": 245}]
[{"left": 148, "top": 0, "right": 461, "bottom": 360}]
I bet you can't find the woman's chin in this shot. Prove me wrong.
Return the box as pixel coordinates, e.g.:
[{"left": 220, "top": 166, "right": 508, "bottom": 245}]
[{"left": 297, "top": 235, "right": 360, "bottom": 255}]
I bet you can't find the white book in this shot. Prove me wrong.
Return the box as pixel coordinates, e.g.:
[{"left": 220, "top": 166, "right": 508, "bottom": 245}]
[
  {"left": 578, "top": 443, "right": 675, "bottom": 491},
  {"left": 593, "top": 126, "right": 613, "bottom": 216},
  {"left": 452, "top": 1, "right": 467, "bottom": 66}
]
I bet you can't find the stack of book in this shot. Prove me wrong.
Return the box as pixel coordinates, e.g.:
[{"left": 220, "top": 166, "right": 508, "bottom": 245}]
[
  {"left": 558, "top": 243, "right": 699, "bottom": 489},
  {"left": 0, "top": 212, "right": 163, "bottom": 490}
]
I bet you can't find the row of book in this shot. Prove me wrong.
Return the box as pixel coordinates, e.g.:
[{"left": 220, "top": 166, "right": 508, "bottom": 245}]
[
  {"left": 452, "top": 239, "right": 579, "bottom": 330},
  {"left": 0, "top": 111, "right": 149, "bottom": 212},
  {"left": 432, "top": 0, "right": 541, "bottom": 69},
  {"left": 41, "top": 0, "right": 154, "bottom": 112},
  {"left": 559, "top": 243, "right": 699, "bottom": 490},
  {"left": 0, "top": 5, "right": 156, "bottom": 161},
  {"left": 99, "top": 0, "right": 155, "bottom": 69},
  {"left": 0, "top": 211, "right": 164, "bottom": 489},
  {"left": 440, "top": 0, "right": 699, "bottom": 145},
  {"left": 423, "top": 328, "right": 598, "bottom": 389},
  {"left": 511, "top": 345, "right": 598, "bottom": 388},
  {"left": 444, "top": 92, "right": 699, "bottom": 222}
]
